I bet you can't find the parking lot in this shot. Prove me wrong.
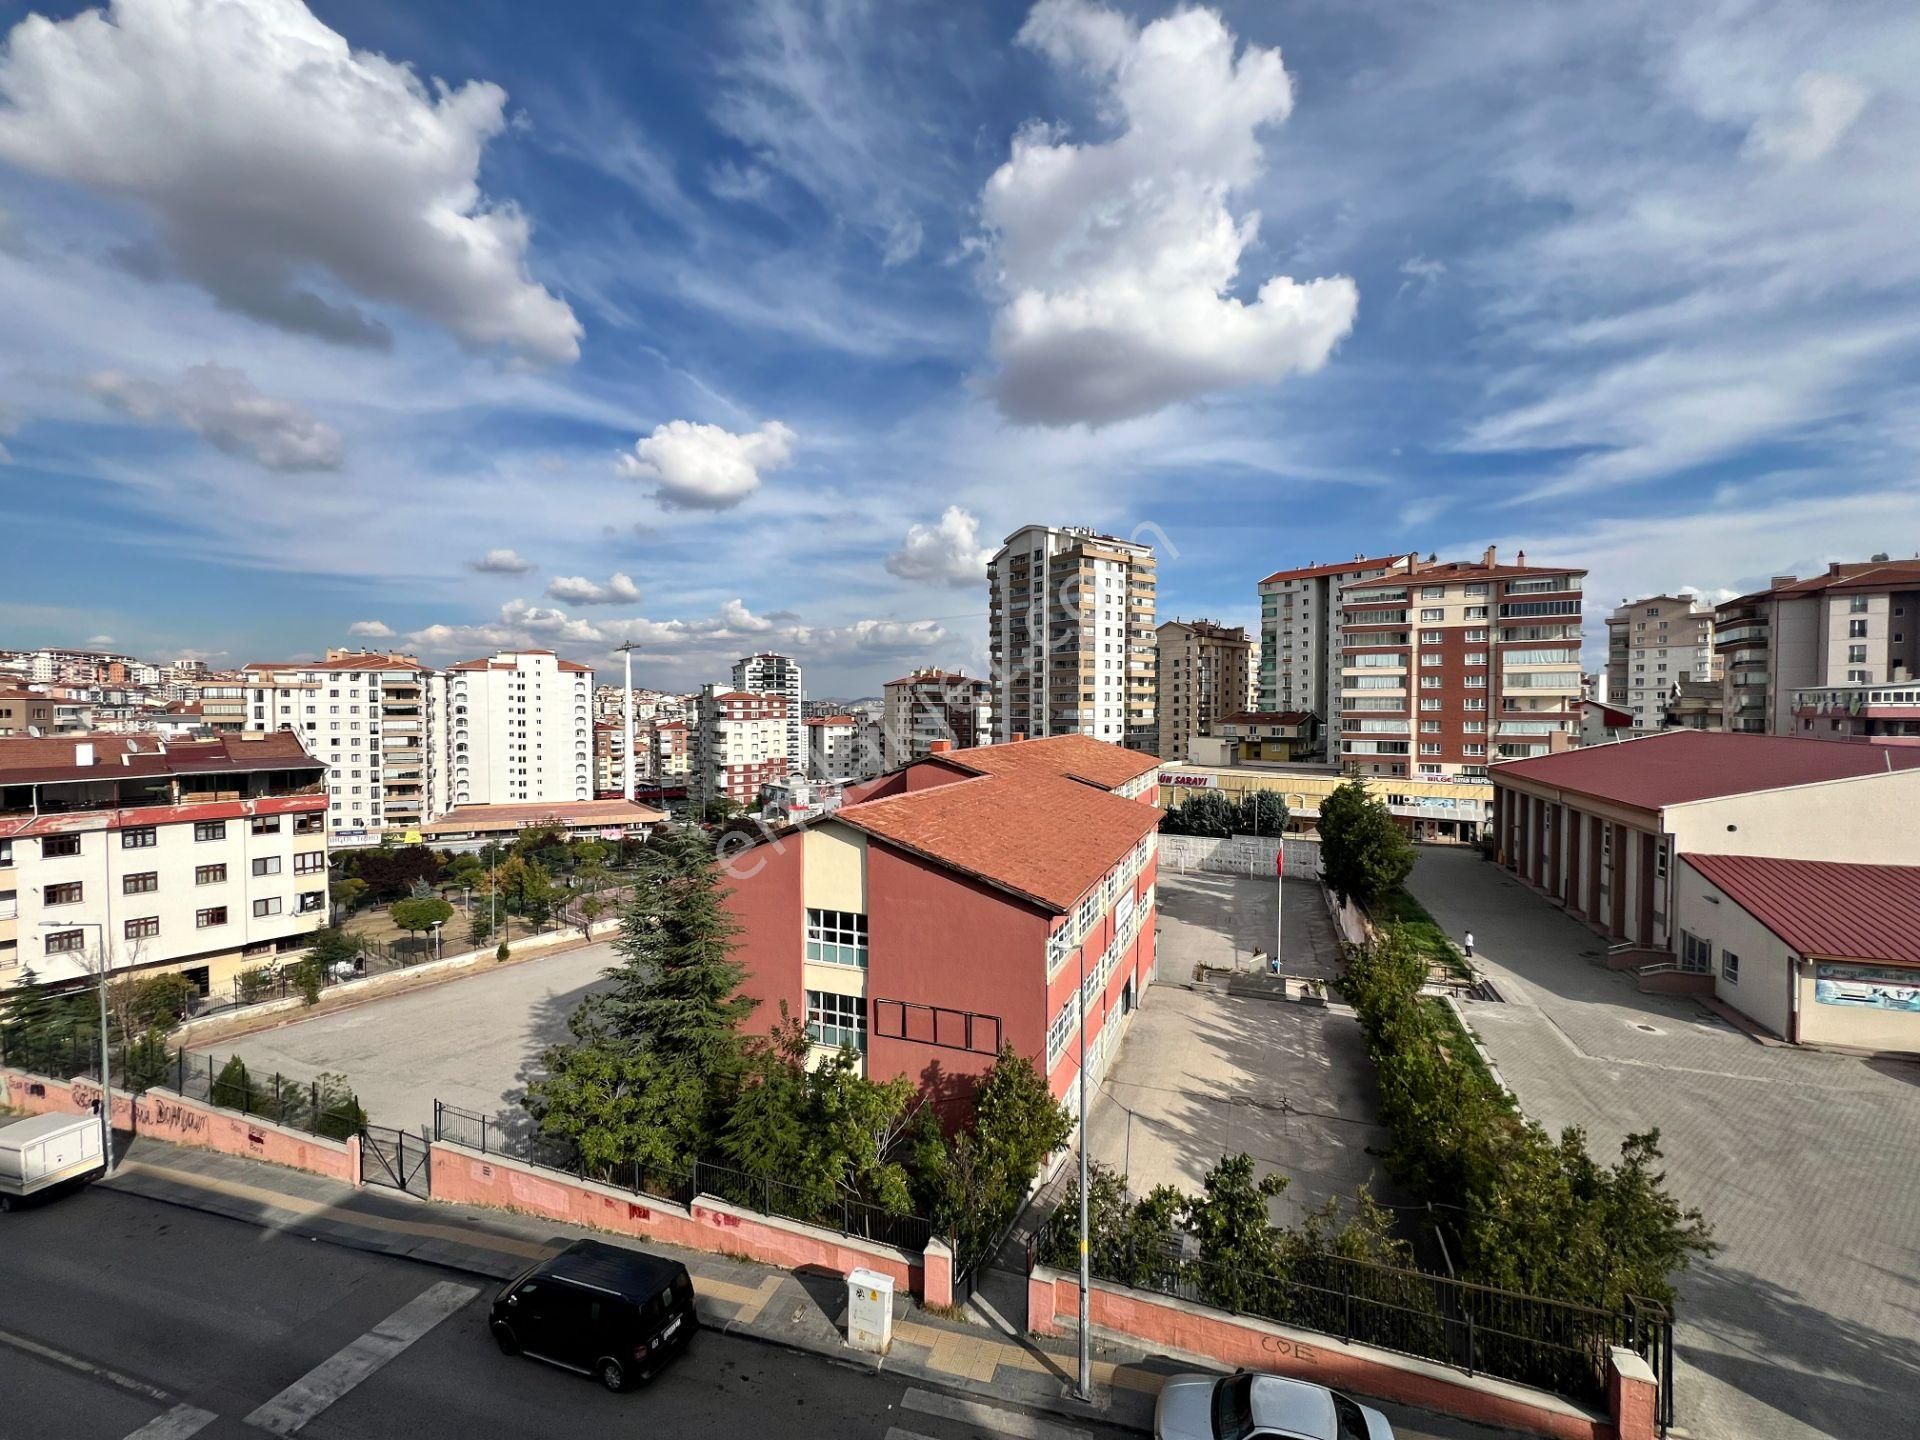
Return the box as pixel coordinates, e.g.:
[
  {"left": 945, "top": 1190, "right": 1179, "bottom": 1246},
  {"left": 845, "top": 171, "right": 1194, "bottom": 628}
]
[
  {"left": 1085, "top": 871, "right": 1398, "bottom": 1229},
  {"left": 1408, "top": 846, "right": 1920, "bottom": 1440}
]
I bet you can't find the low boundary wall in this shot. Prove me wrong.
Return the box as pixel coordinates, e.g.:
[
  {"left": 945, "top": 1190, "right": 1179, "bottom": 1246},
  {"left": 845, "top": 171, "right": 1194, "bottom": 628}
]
[
  {"left": 0, "top": 1065, "right": 356, "bottom": 1184},
  {"left": 1027, "top": 1264, "right": 1659, "bottom": 1440},
  {"left": 1157, "top": 834, "right": 1320, "bottom": 878}
]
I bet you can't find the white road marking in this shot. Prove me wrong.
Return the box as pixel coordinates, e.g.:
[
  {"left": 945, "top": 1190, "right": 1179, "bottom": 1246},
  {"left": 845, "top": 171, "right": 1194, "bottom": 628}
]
[
  {"left": 901, "top": 1387, "right": 1094, "bottom": 1440},
  {"left": 242, "top": 1280, "right": 478, "bottom": 1435},
  {"left": 0, "top": 1325, "right": 176, "bottom": 1403},
  {"left": 122, "top": 1405, "right": 219, "bottom": 1440}
]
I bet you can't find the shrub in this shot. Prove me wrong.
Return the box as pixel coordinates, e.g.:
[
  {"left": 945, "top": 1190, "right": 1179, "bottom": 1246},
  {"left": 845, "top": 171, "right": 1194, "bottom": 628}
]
[
  {"left": 496, "top": 940, "right": 510, "bottom": 962},
  {"left": 236, "top": 967, "right": 276, "bottom": 1004}
]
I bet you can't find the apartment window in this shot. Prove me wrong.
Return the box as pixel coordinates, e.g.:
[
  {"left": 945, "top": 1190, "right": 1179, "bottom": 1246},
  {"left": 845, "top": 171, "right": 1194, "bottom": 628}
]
[
  {"left": 44, "top": 929, "right": 86, "bottom": 954},
  {"left": 804, "top": 908, "right": 868, "bottom": 967},
  {"left": 1464, "top": 653, "right": 1487, "bottom": 666},
  {"left": 124, "top": 916, "right": 160, "bottom": 941},
  {"left": 1420, "top": 652, "right": 1444, "bottom": 666},
  {"left": 1420, "top": 630, "right": 1443, "bottom": 644},
  {"left": 294, "top": 814, "right": 324, "bottom": 835},
  {"left": 1848, "top": 645, "right": 1867, "bottom": 664},
  {"left": 195, "top": 821, "right": 227, "bottom": 842},
  {"left": 1419, "top": 676, "right": 1443, "bottom": 689},
  {"left": 1464, "top": 629, "right": 1487, "bottom": 642},
  {"left": 1848, "top": 669, "right": 1870, "bottom": 683},
  {"left": 293, "top": 851, "right": 326, "bottom": 875},
  {"left": 46, "top": 881, "right": 84, "bottom": 906},
  {"left": 121, "top": 827, "right": 158, "bottom": 849},
  {"left": 43, "top": 835, "right": 82, "bottom": 859},
  {"left": 1418, "top": 698, "right": 1442, "bottom": 711},
  {"left": 123, "top": 871, "right": 159, "bottom": 895},
  {"left": 196, "top": 863, "right": 227, "bottom": 885},
  {"left": 252, "top": 856, "right": 282, "bottom": 877},
  {"left": 297, "top": 891, "right": 326, "bottom": 915},
  {"left": 1420, "top": 720, "right": 1441, "bottom": 733},
  {"left": 251, "top": 815, "right": 281, "bottom": 835},
  {"left": 197, "top": 907, "right": 228, "bottom": 929},
  {"left": 805, "top": 989, "right": 866, "bottom": 1051},
  {"left": 1721, "top": 948, "right": 1740, "bottom": 985},
  {"left": 252, "top": 897, "right": 283, "bottom": 918},
  {"left": 1420, "top": 608, "right": 1445, "bottom": 621},
  {"left": 1463, "top": 721, "right": 1485, "bottom": 733},
  {"left": 1463, "top": 698, "right": 1487, "bottom": 713},
  {"left": 1419, "top": 742, "right": 1441, "bottom": 756},
  {"left": 1465, "top": 606, "right": 1489, "bottom": 619},
  {"left": 1849, "top": 596, "right": 1868, "bottom": 613}
]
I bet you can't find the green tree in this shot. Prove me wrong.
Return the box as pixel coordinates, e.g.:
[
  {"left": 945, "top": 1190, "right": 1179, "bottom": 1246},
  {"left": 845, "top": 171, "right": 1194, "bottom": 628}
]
[
  {"left": 110, "top": 972, "right": 195, "bottom": 1033},
  {"left": 329, "top": 876, "right": 367, "bottom": 916},
  {"left": 388, "top": 896, "right": 454, "bottom": 953},
  {"left": 1184, "top": 1153, "right": 1291, "bottom": 1312},
  {"left": 306, "top": 927, "right": 359, "bottom": 972},
  {"left": 577, "top": 892, "right": 607, "bottom": 936},
  {"left": 1318, "top": 780, "right": 1415, "bottom": 910},
  {"left": 467, "top": 907, "right": 495, "bottom": 947},
  {"left": 211, "top": 1054, "right": 266, "bottom": 1112},
  {"left": 1159, "top": 788, "right": 1237, "bottom": 837}
]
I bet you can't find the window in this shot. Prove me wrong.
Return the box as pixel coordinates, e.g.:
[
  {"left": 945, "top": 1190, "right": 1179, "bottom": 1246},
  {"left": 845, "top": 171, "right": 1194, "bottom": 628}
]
[
  {"left": 124, "top": 916, "right": 160, "bottom": 941},
  {"left": 1849, "top": 595, "right": 1868, "bottom": 613},
  {"left": 1420, "top": 630, "right": 1443, "bottom": 644},
  {"left": 1721, "top": 948, "right": 1740, "bottom": 984},
  {"left": 294, "top": 813, "right": 324, "bottom": 835},
  {"left": 1420, "top": 608, "right": 1445, "bottom": 621},
  {"left": 1420, "top": 720, "right": 1441, "bottom": 733},
  {"left": 196, "top": 864, "right": 227, "bottom": 885},
  {"left": 1418, "top": 698, "right": 1442, "bottom": 712},
  {"left": 806, "top": 989, "right": 866, "bottom": 1051},
  {"left": 121, "top": 827, "right": 157, "bottom": 849},
  {"left": 250, "top": 815, "right": 281, "bottom": 835},
  {"left": 252, "top": 856, "right": 282, "bottom": 877},
  {"left": 252, "top": 897, "right": 283, "bottom": 918},
  {"left": 45, "top": 882, "right": 83, "bottom": 905},
  {"left": 43, "top": 835, "right": 82, "bottom": 858},
  {"left": 1419, "top": 675, "right": 1443, "bottom": 689},
  {"left": 195, "top": 821, "right": 227, "bottom": 843},
  {"left": 123, "top": 871, "right": 159, "bottom": 895},
  {"left": 294, "top": 851, "right": 326, "bottom": 875},
  {"left": 1680, "top": 931, "right": 1711, "bottom": 974},
  {"left": 1848, "top": 645, "right": 1867, "bottom": 664},
  {"left": 297, "top": 891, "right": 326, "bottom": 915},
  {"left": 45, "top": 929, "right": 86, "bottom": 954},
  {"left": 197, "top": 907, "right": 228, "bottom": 929},
  {"left": 805, "top": 908, "right": 868, "bottom": 966}
]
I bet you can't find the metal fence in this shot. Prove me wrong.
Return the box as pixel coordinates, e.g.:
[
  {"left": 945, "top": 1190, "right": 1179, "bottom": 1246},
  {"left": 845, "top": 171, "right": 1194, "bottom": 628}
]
[
  {"left": 434, "top": 1100, "right": 933, "bottom": 1253},
  {"left": 169, "top": 1050, "right": 366, "bottom": 1141}
]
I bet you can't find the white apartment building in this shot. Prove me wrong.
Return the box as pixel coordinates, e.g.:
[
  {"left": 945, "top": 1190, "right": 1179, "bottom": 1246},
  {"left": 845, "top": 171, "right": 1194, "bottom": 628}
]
[
  {"left": 241, "top": 652, "right": 432, "bottom": 843},
  {"left": 429, "top": 650, "right": 593, "bottom": 812},
  {"left": 1256, "top": 555, "right": 1400, "bottom": 757},
  {"left": 732, "top": 653, "right": 804, "bottom": 778},
  {"left": 805, "top": 715, "right": 858, "bottom": 778},
  {"left": 1605, "top": 595, "right": 1718, "bottom": 728},
  {"left": 987, "top": 525, "right": 1156, "bottom": 750},
  {"left": 0, "top": 733, "right": 330, "bottom": 997},
  {"left": 693, "top": 687, "right": 790, "bottom": 809}
]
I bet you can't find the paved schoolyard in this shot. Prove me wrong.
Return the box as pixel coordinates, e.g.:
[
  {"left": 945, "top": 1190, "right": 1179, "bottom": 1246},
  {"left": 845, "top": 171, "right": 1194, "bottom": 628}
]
[
  {"left": 1407, "top": 846, "right": 1920, "bottom": 1440},
  {"left": 1085, "top": 872, "right": 1398, "bottom": 1230},
  {"left": 192, "top": 941, "right": 619, "bottom": 1138}
]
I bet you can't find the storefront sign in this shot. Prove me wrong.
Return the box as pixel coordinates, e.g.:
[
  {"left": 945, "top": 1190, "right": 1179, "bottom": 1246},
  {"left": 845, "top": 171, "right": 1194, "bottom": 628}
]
[
  {"left": 1158, "top": 771, "right": 1217, "bottom": 789},
  {"left": 1815, "top": 963, "right": 1920, "bottom": 1012}
]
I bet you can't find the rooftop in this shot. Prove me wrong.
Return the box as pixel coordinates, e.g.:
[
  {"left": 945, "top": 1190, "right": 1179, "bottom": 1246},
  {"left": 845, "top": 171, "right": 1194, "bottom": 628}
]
[
  {"left": 420, "top": 798, "right": 666, "bottom": 834},
  {"left": 803, "top": 715, "right": 858, "bottom": 726},
  {"left": 1492, "top": 730, "right": 1920, "bottom": 811},
  {"left": 244, "top": 653, "right": 424, "bottom": 673},
  {"left": 1258, "top": 554, "right": 1404, "bottom": 586},
  {"left": 1681, "top": 854, "right": 1920, "bottom": 967},
  {"left": 930, "top": 733, "right": 1161, "bottom": 791},
  {"left": 884, "top": 669, "right": 989, "bottom": 688},
  {"left": 0, "top": 731, "right": 321, "bottom": 784},
  {"left": 1767, "top": 558, "right": 1920, "bottom": 599}
]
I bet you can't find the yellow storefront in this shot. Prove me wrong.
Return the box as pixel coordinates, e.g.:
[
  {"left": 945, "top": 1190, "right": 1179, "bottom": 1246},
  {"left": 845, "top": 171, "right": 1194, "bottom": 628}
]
[{"left": 1157, "top": 765, "right": 1490, "bottom": 843}]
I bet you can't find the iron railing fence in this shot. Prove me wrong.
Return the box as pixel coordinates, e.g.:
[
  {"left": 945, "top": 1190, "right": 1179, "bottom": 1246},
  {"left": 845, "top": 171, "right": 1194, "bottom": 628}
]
[{"left": 434, "top": 1101, "right": 932, "bottom": 1253}]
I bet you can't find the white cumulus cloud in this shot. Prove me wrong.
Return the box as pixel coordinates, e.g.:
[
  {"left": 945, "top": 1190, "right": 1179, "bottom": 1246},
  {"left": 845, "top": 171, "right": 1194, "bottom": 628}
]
[
  {"left": 546, "top": 572, "right": 641, "bottom": 606},
  {"left": 346, "top": 620, "right": 394, "bottom": 638},
  {"left": 719, "top": 598, "right": 774, "bottom": 633},
  {"left": 1746, "top": 72, "right": 1869, "bottom": 165},
  {"left": 468, "top": 548, "right": 536, "bottom": 575},
  {"left": 978, "top": 0, "right": 1358, "bottom": 427},
  {"left": 886, "top": 505, "right": 993, "bottom": 587},
  {"left": 0, "top": 0, "right": 581, "bottom": 361},
  {"left": 617, "top": 418, "right": 795, "bottom": 510},
  {"left": 87, "top": 363, "right": 343, "bottom": 471}
]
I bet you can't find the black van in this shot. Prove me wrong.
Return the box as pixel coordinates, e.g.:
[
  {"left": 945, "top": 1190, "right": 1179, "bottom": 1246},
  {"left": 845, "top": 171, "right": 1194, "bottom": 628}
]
[{"left": 489, "top": 1239, "right": 698, "bottom": 1391}]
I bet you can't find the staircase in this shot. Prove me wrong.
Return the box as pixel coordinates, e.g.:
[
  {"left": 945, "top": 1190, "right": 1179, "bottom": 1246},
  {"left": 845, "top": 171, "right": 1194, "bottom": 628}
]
[{"left": 1608, "top": 944, "right": 1713, "bottom": 995}]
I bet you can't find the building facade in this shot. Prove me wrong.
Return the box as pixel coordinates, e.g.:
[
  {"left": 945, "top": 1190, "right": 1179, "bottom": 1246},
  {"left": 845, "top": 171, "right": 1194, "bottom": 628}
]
[
  {"left": 881, "top": 669, "right": 992, "bottom": 769},
  {"left": 428, "top": 650, "right": 594, "bottom": 814},
  {"left": 1604, "top": 595, "right": 1717, "bottom": 729},
  {"left": 805, "top": 715, "right": 859, "bottom": 778},
  {"left": 693, "top": 688, "right": 790, "bottom": 809},
  {"left": 1340, "top": 549, "right": 1584, "bottom": 781},
  {"left": 0, "top": 690, "right": 54, "bottom": 737},
  {"left": 0, "top": 733, "right": 330, "bottom": 997},
  {"left": 1256, "top": 555, "right": 1400, "bottom": 725},
  {"left": 650, "top": 719, "right": 691, "bottom": 780},
  {"left": 1188, "top": 712, "right": 1317, "bottom": 767},
  {"left": 732, "top": 653, "right": 804, "bottom": 780},
  {"left": 987, "top": 525, "right": 1157, "bottom": 751},
  {"left": 1154, "top": 620, "right": 1253, "bottom": 762}
]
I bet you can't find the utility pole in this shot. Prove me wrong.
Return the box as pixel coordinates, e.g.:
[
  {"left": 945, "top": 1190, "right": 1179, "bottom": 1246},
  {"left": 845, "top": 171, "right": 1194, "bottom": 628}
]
[
  {"left": 618, "top": 641, "right": 638, "bottom": 804},
  {"left": 1076, "top": 933, "right": 1091, "bottom": 1402},
  {"left": 1275, "top": 842, "right": 1285, "bottom": 971}
]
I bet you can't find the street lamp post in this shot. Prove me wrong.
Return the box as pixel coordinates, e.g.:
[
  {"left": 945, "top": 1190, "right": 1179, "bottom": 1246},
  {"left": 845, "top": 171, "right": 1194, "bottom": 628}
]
[{"left": 40, "top": 920, "right": 113, "bottom": 1178}]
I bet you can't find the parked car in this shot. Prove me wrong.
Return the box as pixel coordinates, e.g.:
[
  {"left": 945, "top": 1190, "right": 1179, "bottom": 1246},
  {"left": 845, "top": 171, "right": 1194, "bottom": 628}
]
[
  {"left": 489, "top": 1238, "right": 697, "bottom": 1391},
  {"left": 1154, "top": 1372, "right": 1394, "bottom": 1440},
  {"left": 0, "top": 1113, "right": 105, "bottom": 1212}
]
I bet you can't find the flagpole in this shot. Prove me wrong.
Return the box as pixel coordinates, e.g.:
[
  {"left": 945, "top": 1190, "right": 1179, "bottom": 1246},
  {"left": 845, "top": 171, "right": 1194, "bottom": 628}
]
[{"left": 1275, "top": 843, "right": 1284, "bottom": 970}]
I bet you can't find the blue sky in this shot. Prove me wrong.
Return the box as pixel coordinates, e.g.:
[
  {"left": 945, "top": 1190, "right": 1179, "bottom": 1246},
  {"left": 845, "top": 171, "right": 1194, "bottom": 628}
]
[{"left": 3, "top": 0, "right": 1918, "bottom": 696}]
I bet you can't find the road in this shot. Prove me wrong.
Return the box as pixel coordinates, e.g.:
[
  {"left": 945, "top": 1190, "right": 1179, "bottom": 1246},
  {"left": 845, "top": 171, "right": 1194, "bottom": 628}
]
[{"left": 0, "top": 1187, "right": 1503, "bottom": 1440}]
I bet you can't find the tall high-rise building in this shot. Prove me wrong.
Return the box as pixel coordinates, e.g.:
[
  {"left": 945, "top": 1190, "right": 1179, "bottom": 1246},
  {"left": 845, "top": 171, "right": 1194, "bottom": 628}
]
[
  {"left": 428, "top": 650, "right": 593, "bottom": 813},
  {"left": 1604, "top": 595, "right": 1718, "bottom": 728},
  {"left": 732, "top": 653, "right": 803, "bottom": 778},
  {"left": 881, "top": 668, "right": 992, "bottom": 768},
  {"left": 1154, "top": 620, "right": 1254, "bottom": 762},
  {"left": 1256, "top": 555, "right": 1401, "bottom": 722},
  {"left": 693, "top": 686, "right": 789, "bottom": 809},
  {"left": 987, "top": 525, "right": 1156, "bottom": 750},
  {"left": 1338, "top": 548, "right": 1585, "bottom": 780}
]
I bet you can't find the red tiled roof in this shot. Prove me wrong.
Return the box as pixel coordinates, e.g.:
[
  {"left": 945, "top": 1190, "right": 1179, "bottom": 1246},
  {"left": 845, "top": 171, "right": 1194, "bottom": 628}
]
[
  {"left": 832, "top": 773, "right": 1157, "bottom": 912},
  {"left": 1493, "top": 730, "right": 1920, "bottom": 812},
  {"left": 421, "top": 798, "right": 665, "bottom": 834},
  {"left": 244, "top": 654, "right": 423, "bottom": 673},
  {"left": 885, "top": 670, "right": 988, "bottom": 688},
  {"left": 1343, "top": 560, "right": 1587, "bottom": 590},
  {"left": 1681, "top": 855, "right": 1920, "bottom": 967},
  {"left": 0, "top": 730, "right": 320, "bottom": 781},
  {"left": 1768, "top": 559, "right": 1920, "bottom": 598},
  {"left": 1259, "top": 555, "right": 1404, "bottom": 585},
  {"left": 932, "top": 733, "right": 1160, "bottom": 790},
  {"left": 804, "top": 715, "right": 857, "bottom": 726}
]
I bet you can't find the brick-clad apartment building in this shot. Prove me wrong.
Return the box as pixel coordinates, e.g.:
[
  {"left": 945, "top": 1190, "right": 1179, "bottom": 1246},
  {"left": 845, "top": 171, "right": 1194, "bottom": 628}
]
[
  {"left": 1341, "top": 549, "right": 1585, "bottom": 781},
  {"left": 722, "top": 734, "right": 1160, "bottom": 1111},
  {"left": 693, "top": 688, "right": 790, "bottom": 810}
]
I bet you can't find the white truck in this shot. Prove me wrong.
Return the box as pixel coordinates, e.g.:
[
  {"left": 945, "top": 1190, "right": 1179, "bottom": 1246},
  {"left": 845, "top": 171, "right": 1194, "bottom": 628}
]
[{"left": 0, "top": 1112, "right": 105, "bottom": 1211}]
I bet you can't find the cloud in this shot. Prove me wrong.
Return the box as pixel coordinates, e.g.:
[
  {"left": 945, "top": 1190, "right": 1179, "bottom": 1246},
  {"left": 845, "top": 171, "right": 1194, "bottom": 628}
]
[
  {"left": 617, "top": 418, "right": 796, "bottom": 509},
  {"left": 346, "top": 620, "right": 394, "bottom": 638},
  {"left": 468, "top": 548, "right": 537, "bottom": 574},
  {"left": 1396, "top": 256, "right": 1446, "bottom": 301},
  {"left": 977, "top": 0, "right": 1358, "bottom": 426},
  {"left": 886, "top": 505, "right": 992, "bottom": 587},
  {"left": 85, "top": 634, "right": 115, "bottom": 647},
  {"left": 0, "top": 0, "right": 580, "bottom": 362},
  {"left": 546, "top": 572, "right": 641, "bottom": 606},
  {"left": 719, "top": 599, "right": 773, "bottom": 632},
  {"left": 706, "top": 158, "right": 772, "bottom": 202},
  {"left": 1745, "top": 72, "right": 1869, "bottom": 165},
  {"left": 86, "top": 363, "right": 343, "bottom": 471}
]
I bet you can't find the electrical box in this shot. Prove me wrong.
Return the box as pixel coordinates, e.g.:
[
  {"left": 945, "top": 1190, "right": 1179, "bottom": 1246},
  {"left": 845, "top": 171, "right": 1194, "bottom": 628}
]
[{"left": 846, "top": 1267, "right": 894, "bottom": 1353}]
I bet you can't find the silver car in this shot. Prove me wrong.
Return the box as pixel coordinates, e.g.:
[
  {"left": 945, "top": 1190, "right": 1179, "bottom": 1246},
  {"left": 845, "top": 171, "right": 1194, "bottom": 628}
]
[{"left": 1154, "top": 1372, "right": 1394, "bottom": 1440}]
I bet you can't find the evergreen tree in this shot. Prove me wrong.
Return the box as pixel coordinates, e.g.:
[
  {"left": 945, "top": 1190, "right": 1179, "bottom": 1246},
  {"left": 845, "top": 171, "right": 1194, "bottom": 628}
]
[{"left": 1318, "top": 779, "right": 1415, "bottom": 909}]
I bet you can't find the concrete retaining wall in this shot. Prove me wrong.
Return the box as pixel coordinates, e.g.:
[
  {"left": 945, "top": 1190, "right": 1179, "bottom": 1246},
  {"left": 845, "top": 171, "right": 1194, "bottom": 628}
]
[
  {"left": 1028, "top": 1264, "right": 1658, "bottom": 1440},
  {"left": 1158, "top": 834, "right": 1320, "bottom": 878}
]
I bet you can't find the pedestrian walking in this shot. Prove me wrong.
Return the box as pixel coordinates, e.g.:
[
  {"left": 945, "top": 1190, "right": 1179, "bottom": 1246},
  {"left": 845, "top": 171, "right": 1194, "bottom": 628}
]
[{"left": 1464, "top": 929, "right": 1475, "bottom": 959}]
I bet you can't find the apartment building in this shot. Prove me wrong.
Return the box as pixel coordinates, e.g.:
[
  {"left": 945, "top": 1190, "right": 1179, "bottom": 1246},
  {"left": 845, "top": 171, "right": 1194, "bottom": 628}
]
[
  {"left": 1256, "top": 555, "right": 1401, "bottom": 733},
  {"left": 1189, "top": 711, "right": 1317, "bottom": 766},
  {"left": 1714, "top": 558, "right": 1920, "bottom": 737},
  {"left": 724, "top": 734, "right": 1160, "bottom": 1106},
  {"left": 806, "top": 715, "right": 858, "bottom": 778},
  {"left": 241, "top": 652, "right": 433, "bottom": 843},
  {"left": 0, "top": 732, "right": 330, "bottom": 996},
  {"left": 592, "top": 720, "right": 624, "bottom": 797},
  {"left": 732, "top": 653, "right": 804, "bottom": 779},
  {"left": 693, "top": 688, "right": 790, "bottom": 809},
  {"left": 1605, "top": 595, "right": 1718, "bottom": 728},
  {"left": 1340, "top": 548, "right": 1585, "bottom": 781},
  {"left": 429, "top": 650, "right": 593, "bottom": 812},
  {"left": 987, "top": 525, "right": 1157, "bottom": 751},
  {"left": 0, "top": 690, "right": 54, "bottom": 737},
  {"left": 650, "top": 719, "right": 690, "bottom": 780},
  {"left": 1154, "top": 620, "right": 1253, "bottom": 762},
  {"left": 881, "top": 668, "right": 992, "bottom": 769}
]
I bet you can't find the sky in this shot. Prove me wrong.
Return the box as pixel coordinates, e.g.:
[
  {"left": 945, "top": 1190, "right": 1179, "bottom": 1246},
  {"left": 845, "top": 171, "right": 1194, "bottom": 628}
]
[{"left": 2, "top": 0, "right": 1918, "bottom": 698}]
